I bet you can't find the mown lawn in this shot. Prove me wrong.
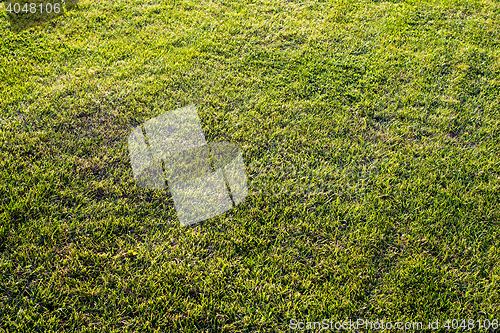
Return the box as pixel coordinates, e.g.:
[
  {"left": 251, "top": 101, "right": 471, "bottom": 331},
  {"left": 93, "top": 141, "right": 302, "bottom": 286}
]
[{"left": 1, "top": 0, "right": 500, "bottom": 331}]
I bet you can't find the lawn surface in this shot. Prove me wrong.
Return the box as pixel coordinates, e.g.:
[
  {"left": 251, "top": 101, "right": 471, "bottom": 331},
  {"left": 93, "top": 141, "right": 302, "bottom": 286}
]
[{"left": 1, "top": 0, "right": 500, "bottom": 331}]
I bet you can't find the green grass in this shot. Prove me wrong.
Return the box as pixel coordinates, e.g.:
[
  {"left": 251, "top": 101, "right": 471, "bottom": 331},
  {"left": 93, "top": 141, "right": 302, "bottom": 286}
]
[{"left": 1, "top": 0, "right": 500, "bottom": 331}]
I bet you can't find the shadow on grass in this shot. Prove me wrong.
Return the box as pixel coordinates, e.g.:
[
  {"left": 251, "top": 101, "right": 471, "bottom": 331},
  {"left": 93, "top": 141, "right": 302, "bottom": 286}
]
[{"left": 3, "top": 0, "right": 78, "bottom": 32}]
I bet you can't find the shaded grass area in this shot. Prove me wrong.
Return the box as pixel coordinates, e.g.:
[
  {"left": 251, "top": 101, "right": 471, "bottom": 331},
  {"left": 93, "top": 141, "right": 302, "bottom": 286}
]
[
  {"left": 2, "top": 0, "right": 79, "bottom": 33},
  {"left": 1, "top": 0, "right": 500, "bottom": 331}
]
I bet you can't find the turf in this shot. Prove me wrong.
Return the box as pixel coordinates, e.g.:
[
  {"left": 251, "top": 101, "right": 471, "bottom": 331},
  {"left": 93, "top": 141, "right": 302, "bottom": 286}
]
[{"left": 1, "top": 0, "right": 500, "bottom": 331}]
